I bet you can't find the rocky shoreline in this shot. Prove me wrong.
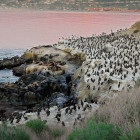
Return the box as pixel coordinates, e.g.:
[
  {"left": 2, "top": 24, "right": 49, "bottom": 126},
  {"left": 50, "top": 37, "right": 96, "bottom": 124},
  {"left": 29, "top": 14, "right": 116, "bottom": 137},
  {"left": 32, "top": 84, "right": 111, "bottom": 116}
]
[
  {"left": 0, "top": 45, "right": 87, "bottom": 127},
  {"left": 0, "top": 22, "right": 140, "bottom": 127},
  {"left": 0, "top": 45, "right": 82, "bottom": 106}
]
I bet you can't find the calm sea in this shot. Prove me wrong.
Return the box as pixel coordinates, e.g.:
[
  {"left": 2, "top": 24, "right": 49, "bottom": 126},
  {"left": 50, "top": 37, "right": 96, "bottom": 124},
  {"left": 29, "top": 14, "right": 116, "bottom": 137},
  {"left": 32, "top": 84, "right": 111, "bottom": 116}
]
[
  {"left": 0, "top": 11, "right": 140, "bottom": 83},
  {"left": 0, "top": 48, "right": 25, "bottom": 83}
]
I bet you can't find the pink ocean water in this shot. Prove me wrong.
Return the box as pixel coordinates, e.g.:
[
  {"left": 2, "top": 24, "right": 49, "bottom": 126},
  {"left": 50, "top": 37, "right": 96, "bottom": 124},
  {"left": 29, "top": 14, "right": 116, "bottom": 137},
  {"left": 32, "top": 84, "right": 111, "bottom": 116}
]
[{"left": 0, "top": 11, "right": 140, "bottom": 49}]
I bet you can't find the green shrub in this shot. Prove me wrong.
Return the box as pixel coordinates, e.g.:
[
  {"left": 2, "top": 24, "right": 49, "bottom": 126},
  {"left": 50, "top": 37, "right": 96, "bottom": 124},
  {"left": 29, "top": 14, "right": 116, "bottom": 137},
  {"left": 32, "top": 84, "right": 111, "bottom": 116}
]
[
  {"left": 119, "top": 128, "right": 140, "bottom": 140},
  {"left": 0, "top": 123, "right": 13, "bottom": 140},
  {"left": 25, "top": 119, "right": 47, "bottom": 133},
  {"left": 68, "top": 121, "right": 121, "bottom": 140},
  {"left": 0, "top": 123, "right": 30, "bottom": 140},
  {"left": 133, "top": 30, "right": 139, "bottom": 33},
  {"left": 135, "top": 78, "right": 140, "bottom": 87},
  {"left": 50, "top": 129, "right": 64, "bottom": 138},
  {"left": 14, "top": 128, "right": 30, "bottom": 140}
]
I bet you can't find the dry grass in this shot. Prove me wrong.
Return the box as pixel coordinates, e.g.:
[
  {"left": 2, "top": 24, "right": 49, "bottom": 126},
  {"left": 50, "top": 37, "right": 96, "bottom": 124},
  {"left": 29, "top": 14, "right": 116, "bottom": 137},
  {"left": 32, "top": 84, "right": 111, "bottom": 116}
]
[
  {"left": 120, "top": 21, "right": 140, "bottom": 37},
  {"left": 23, "top": 118, "right": 89, "bottom": 140},
  {"left": 24, "top": 125, "right": 73, "bottom": 140},
  {"left": 131, "top": 21, "right": 140, "bottom": 32},
  {"left": 94, "top": 87, "right": 140, "bottom": 133}
]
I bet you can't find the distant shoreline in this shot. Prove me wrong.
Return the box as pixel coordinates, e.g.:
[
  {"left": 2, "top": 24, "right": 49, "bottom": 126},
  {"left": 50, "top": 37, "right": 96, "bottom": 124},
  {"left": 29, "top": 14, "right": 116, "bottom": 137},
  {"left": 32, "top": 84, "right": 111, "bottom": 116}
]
[
  {"left": 88, "top": 8, "right": 140, "bottom": 13},
  {"left": 0, "top": 8, "right": 140, "bottom": 15}
]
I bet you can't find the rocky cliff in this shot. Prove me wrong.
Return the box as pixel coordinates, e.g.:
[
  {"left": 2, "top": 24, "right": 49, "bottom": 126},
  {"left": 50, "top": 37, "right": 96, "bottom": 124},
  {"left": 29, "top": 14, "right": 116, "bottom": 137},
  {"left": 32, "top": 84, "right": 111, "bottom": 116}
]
[{"left": 0, "top": 21, "right": 140, "bottom": 127}]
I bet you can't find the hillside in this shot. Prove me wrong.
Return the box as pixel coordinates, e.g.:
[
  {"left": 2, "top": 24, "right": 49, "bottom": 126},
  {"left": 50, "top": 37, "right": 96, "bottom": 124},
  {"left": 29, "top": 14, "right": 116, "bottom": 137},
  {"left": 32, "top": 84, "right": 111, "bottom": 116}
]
[
  {"left": 121, "top": 21, "right": 140, "bottom": 38},
  {"left": 0, "top": 0, "right": 140, "bottom": 11}
]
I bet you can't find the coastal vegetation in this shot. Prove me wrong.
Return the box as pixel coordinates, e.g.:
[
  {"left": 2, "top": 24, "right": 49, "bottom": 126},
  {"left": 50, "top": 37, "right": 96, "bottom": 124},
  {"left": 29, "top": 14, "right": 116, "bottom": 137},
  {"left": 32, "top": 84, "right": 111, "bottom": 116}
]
[
  {"left": 0, "top": 86, "right": 140, "bottom": 139},
  {"left": 25, "top": 119, "right": 47, "bottom": 133},
  {"left": 68, "top": 122, "right": 121, "bottom": 140},
  {"left": 68, "top": 86, "right": 140, "bottom": 140},
  {"left": 0, "top": 123, "right": 30, "bottom": 140},
  {"left": 0, "top": 120, "right": 65, "bottom": 140},
  {"left": 135, "top": 78, "right": 140, "bottom": 87}
]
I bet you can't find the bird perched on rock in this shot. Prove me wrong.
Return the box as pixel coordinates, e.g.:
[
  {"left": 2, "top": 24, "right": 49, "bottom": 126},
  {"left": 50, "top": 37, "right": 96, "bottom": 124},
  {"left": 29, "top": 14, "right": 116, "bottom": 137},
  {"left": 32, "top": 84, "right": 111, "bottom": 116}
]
[
  {"left": 43, "top": 120, "right": 47, "bottom": 123},
  {"left": 16, "top": 118, "right": 20, "bottom": 123},
  {"left": 118, "top": 82, "right": 120, "bottom": 88},
  {"left": 65, "top": 107, "right": 69, "bottom": 114},
  {"left": 77, "top": 114, "right": 81, "bottom": 120},
  {"left": 57, "top": 117, "right": 60, "bottom": 122},
  {"left": 81, "top": 100, "right": 84, "bottom": 107},
  {"left": 73, "top": 118, "right": 77, "bottom": 126},
  {"left": 10, "top": 118, "right": 14, "bottom": 124},
  {"left": 69, "top": 109, "right": 73, "bottom": 114},
  {"left": 46, "top": 109, "right": 50, "bottom": 117},
  {"left": 78, "top": 105, "right": 80, "bottom": 110},
  {"left": 57, "top": 110, "right": 61, "bottom": 118},
  {"left": 72, "top": 105, "right": 77, "bottom": 111},
  {"left": 62, "top": 121, "right": 65, "bottom": 126},
  {"left": 23, "top": 115, "right": 28, "bottom": 121}
]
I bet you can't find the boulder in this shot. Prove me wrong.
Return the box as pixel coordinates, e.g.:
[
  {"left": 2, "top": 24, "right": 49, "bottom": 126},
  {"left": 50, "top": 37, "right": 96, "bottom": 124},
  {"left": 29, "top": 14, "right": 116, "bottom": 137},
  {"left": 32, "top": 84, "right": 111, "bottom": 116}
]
[
  {"left": 13, "top": 64, "right": 26, "bottom": 76},
  {"left": 52, "top": 93, "right": 69, "bottom": 107},
  {"left": 103, "top": 43, "right": 113, "bottom": 53}
]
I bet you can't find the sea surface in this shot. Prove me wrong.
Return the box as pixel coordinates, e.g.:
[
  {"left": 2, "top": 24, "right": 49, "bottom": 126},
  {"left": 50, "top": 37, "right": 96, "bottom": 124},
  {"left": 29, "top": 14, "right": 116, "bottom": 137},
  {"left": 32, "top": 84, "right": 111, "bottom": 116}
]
[
  {"left": 0, "top": 48, "right": 25, "bottom": 83},
  {"left": 0, "top": 11, "right": 140, "bottom": 83}
]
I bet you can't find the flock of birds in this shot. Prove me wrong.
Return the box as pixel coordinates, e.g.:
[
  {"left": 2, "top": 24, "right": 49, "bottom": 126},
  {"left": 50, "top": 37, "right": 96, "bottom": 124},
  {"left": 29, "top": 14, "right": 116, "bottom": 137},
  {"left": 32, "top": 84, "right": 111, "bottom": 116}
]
[
  {"left": 0, "top": 100, "right": 99, "bottom": 127},
  {"left": 56, "top": 31, "right": 140, "bottom": 100},
  {"left": 1, "top": 30, "right": 140, "bottom": 127}
]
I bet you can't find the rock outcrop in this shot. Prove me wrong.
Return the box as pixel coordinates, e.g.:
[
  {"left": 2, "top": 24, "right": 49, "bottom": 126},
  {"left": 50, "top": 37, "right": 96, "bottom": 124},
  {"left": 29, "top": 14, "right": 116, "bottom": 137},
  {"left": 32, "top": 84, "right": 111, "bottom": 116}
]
[
  {"left": 0, "top": 45, "right": 81, "bottom": 109},
  {"left": 0, "top": 55, "right": 25, "bottom": 70}
]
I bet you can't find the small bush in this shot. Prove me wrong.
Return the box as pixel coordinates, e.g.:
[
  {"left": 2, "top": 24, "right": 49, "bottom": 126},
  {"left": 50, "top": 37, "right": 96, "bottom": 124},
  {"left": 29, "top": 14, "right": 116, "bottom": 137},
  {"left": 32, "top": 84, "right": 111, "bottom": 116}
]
[
  {"left": 0, "top": 123, "right": 30, "bottom": 140},
  {"left": 14, "top": 128, "right": 30, "bottom": 140},
  {"left": 68, "top": 121, "right": 121, "bottom": 140},
  {"left": 133, "top": 30, "right": 139, "bottom": 33},
  {"left": 50, "top": 129, "right": 64, "bottom": 138},
  {"left": 119, "top": 128, "right": 140, "bottom": 140},
  {"left": 25, "top": 119, "right": 47, "bottom": 133},
  {"left": 0, "top": 123, "right": 13, "bottom": 140},
  {"left": 92, "top": 87, "right": 140, "bottom": 140},
  {"left": 135, "top": 78, "right": 140, "bottom": 87}
]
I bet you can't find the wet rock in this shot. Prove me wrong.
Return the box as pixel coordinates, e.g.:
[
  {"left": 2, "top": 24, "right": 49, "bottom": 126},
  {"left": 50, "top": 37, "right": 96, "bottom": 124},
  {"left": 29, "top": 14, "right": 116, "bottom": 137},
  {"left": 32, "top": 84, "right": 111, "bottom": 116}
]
[
  {"left": 24, "top": 91, "right": 37, "bottom": 105},
  {"left": 20, "top": 73, "right": 46, "bottom": 85},
  {"left": 52, "top": 93, "right": 69, "bottom": 107},
  {"left": 3, "top": 110, "right": 13, "bottom": 119},
  {"left": 103, "top": 43, "right": 113, "bottom": 53},
  {"left": 10, "top": 99, "right": 23, "bottom": 106},
  {"left": 13, "top": 64, "right": 26, "bottom": 76},
  {"left": 0, "top": 107, "right": 7, "bottom": 118},
  {"left": 66, "top": 74, "right": 72, "bottom": 84},
  {"left": 10, "top": 93, "right": 19, "bottom": 101},
  {"left": 18, "top": 87, "right": 28, "bottom": 96},
  {"left": 0, "top": 55, "right": 25, "bottom": 70},
  {"left": 60, "top": 83, "right": 68, "bottom": 94}
]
